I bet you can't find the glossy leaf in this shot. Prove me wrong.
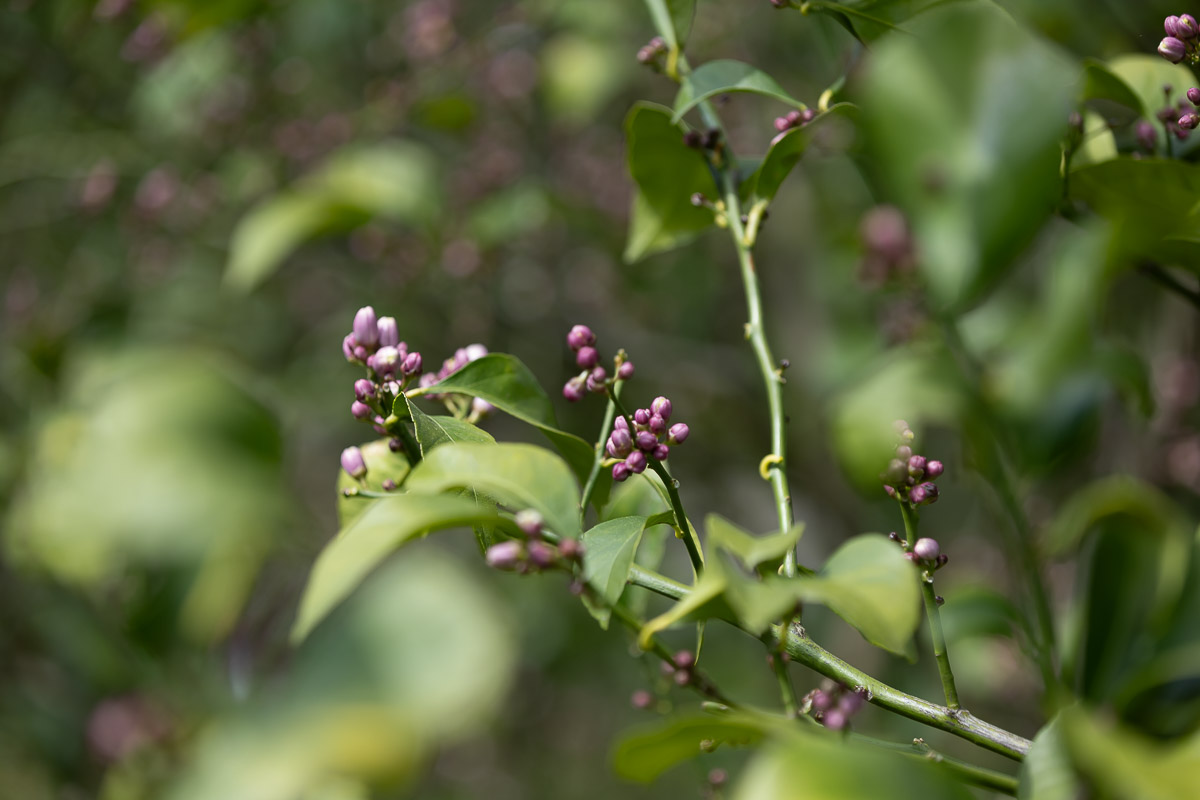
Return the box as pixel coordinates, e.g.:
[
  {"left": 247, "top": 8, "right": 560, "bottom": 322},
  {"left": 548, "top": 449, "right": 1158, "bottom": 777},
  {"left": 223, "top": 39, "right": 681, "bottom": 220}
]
[
  {"left": 1060, "top": 707, "right": 1200, "bottom": 800},
  {"left": 226, "top": 141, "right": 437, "bottom": 292},
  {"left": 1018, "top": 716, "right": 1082, "bottom": 800},
  {"left": 404, "top": 399, "right": 496, "bottom": 455},
  {"left": 613, "top": 713, "right": 769, "bottom": 783},
  {"left": 623, "top": 102, "right": 716, "bottom": 262},
  {"left": 638, "top": 567, "right": 733, "bottom": 649},
  {"left": 808, "top": 0, "right": 972, "bottom": 44},
  {"left": 706, "top": 513, "right": 803, "bottom": 575},
  {"left": 745, "top": 104, "right": 857, "bottom": 205},
  {"left": 405, "top": 442, "right": 581, "bottom": 539},
  {"left": 672, "top": 60, "right": 803, "bottom": 123},
  {"left": 409, "top": 353, "right": 595, "bottom": 485},
  {"left": 734, "top": 729, "right": 975, "bottom": 800},
  {"left": 854, "top": 2, "right": 1076, "bottom": 308},
  {"left": 291, "top": 494, "right": 502, "bottom": 642},
  {"left": 581, "top": 516, "right": 648, "bottom": 627}
]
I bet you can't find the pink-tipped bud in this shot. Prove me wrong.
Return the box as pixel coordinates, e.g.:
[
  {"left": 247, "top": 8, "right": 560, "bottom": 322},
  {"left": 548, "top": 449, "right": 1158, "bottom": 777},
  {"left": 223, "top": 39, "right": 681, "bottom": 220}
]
[
  {"left": 635, "top": 431, "right": 658, "bottom": 452},
  {"left": 910, "top": 482, "right": 939, "bottom": 505},
  {"left": 1160, "top": 36, "right": 1187, "bottom": 63},
  {"left": 613, "top": 415, "right": 629, "bottom": 432},
  {"left": 907, "top": 454, "right": 927, "bottom": 478},
  {"left": 563, "top": 376, "right": 586, "bottom": 402},
  {"left": 586, "top": 366, "right": 608, "bottom": 393},
  {"left": 353, "top": 306, "right": 379, "bottom": 347},
  {"left": 913, "top": 537, "right": 940, "bottom": 562},
  {"left": 576, "top": 346, "right": 599, "bottom": 369},
  {"left": 515, "top": 509, "right": 543, "bottom": 538},
  {"left": 609, "top": 428, "right": 634, "bottom": 458},
  {"left": 651, "top": 396, "right": 672, "bottom": 420},
  {"left": 633, "top": 408, "right": 651, "bottom": 426},
  {"left": 485, "top": 540, "right": 523, "bottom": 570},
  {"left": 351, "top": 400, "right": 373, "bottom": 420},
  {"left": 377, "top": 316, "right": 399, "bottom": 347},
  {"left": 649, "top": 414, "right": 667, "bottom": 434},
  {"left": 924, "top": 460, "right": 944, "bottom": 479},
  {"left": 1180, "top": 112, "right": 1200, "bottom": 130},
  {"left": 822, "top": 709, "right": 847, "bottom": 731},
  {"left": 1180, "top": 14, "right": 1199, "bottom": 39},
  {"left": 626, "top": 450, "right": 647, "bottom": 474},
  {"left": 527, "top": 541, "right": 556, "bottom": 568},
  {"left": 652, "top": 443, "right": 670, "bottom": 461},
  {"left": 343, "top": 334, "right": 358, "bottom": 362},
  {"left": 558, "top": 538, "right": 584, "bottom": 561},
  {"left": 617, "top": 361, "right": 635, "bottom": 380},
  {"left": 1167, "top": 15, "right": 1183, "bottom": 37},
  {"left": 612, "top": 462, "right": 632, "bottom": 482},
  {"left": 667, "top": 423, "right": 689, "bottom": 445},
  {"left": 401, "top": 351, "right": 423, "bottom": 376},
  {"left": 374, "top": 346, "right": 400, "bottom": 376},
  {"left": 1189, "top": 87, "right": 1200, "bottom": 106},
  {"left": 340, "top": 446, "right": 367, "bottom": 478},
  {"left": 566, "top": 324, "right": 596, "bottom": 351},
  {"left": 354, "top": 379, "right": 377, "bottom": 402}
]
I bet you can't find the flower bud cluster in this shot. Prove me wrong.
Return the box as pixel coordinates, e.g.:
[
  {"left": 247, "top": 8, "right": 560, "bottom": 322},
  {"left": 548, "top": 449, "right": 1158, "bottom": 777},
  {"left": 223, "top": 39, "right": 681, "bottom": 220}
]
[
  {"left": 772, "top": 108, "right": 816, "bottom": 135},
  {"left": 636, "top": 36, "right": 667, "bottom": 69},
  {"left": 562, "top": 324, "right": 635, "bottom": 402},
  {"left": 608, "top": 397, "right": 690, "bottom": 482},
  {"left": 342, "top": 305, "right": 425, "bottom": 432},
  {"left": 668, "top": 649, "right": 697, "bottom": 687},
  {"left": 804, "top": 681, "right": 869, "bottom": 732},
  {"left": 1160, "top": 14, "right": 1200, "bottom": 65},
  {"left": 484, "top": 509, "right": 585, "bottom": 575},
  {"left": 880, "top": 420, "right": 943, "bottom": 505},
  {"left": 417, "top": 342, "right": 494, "bottom": 421}
]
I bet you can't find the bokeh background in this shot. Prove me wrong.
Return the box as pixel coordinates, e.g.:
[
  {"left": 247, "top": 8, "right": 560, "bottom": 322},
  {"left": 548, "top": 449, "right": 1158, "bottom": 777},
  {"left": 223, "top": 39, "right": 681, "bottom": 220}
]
[{"left": 2, "top": 1, "right": 1199, "bottom": 798}]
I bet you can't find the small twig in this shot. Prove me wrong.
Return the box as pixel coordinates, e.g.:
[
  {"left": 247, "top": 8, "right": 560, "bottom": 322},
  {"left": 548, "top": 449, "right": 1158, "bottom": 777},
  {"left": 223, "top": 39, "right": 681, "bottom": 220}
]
[
  {"left": 1139, "top": 262, "right": 1200, "bottom": 311},
  {"left": 899, "top": 500, "right": 960, "bottom": 710}
]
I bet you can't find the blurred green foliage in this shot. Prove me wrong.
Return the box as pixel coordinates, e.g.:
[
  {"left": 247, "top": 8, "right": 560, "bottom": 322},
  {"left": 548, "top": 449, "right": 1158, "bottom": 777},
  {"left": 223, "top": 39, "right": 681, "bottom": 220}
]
[{"left": 3, "top": 0, "right": 1200, "bottom": 797}]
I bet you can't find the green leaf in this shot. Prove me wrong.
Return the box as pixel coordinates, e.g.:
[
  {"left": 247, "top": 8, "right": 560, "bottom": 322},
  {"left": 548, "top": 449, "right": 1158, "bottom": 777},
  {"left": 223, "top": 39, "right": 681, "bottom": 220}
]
[
  {"left": 225, "top": 141, "right": 438, "bottom": 292},
  {"left": 672, "top": 60, "right": 804, "bottom": 123},
  {"left": 405, "top": 442, "right": 581, "bottom": 539},
  {"left": 405, "top": 401, "right": 496, "bottom": 455},
  {"left": 408, "top": 353, "right": 595, "bottom": 486},
  {"left": 582, "top": 516, "right": 648, "bottom": 610},
  {"left": 1069, "top": 159, "right": 1200, "bottom": 271},
  {"left": 734, "top": 730, "right": 975, "bottom": 800},
  {"left": 638, "top": 567, "right": 734, "bottom": 649},
  {"left": 1059, "top": 706, "right": 1200, "bottom": 800},
  {"left": 745, "top": 104, "right": 858, "bottom": 205},
  {"left": 291, "top": 494, "right": 502, "bottom": 642},
  {"left": 808, "top": 0, "right": 971, "bottom": 44},
  {"left": 613, "top": 713, "right": 770, "bottom": 783},
  {"left": 706, "top": 513, "right": 803, "bottom": 575},
  {"left": 854, "top": 2, "right": 1076, "bottom": 307},
  {"left": 1019, "top": 716, "right": 1082, "bottom": 800},
  {"left": 1080, "top": 60, "right": 1143, "bottom": 129},
  {"left": 623, "top": 102, "right": 716, "bottom": 262},
  {"left": 335, "top": 438, "right": 413, "bottom": 529},
  {"left": 1104, "top": 55, "right": 1198, "bottom": 131}
]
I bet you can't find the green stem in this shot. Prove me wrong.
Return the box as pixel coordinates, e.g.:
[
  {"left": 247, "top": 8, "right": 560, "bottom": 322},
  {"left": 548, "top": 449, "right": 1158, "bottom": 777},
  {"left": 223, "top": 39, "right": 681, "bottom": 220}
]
[
  {"left": 848, "top": 734, "right": 1019, "bottom": 796},
  {"left": 765, "top": 634, "right": 799, "bottom": 717},
  {"left": 899, "top": 500, "right": 960, "bottom": 710},
  {"left": 581, "top": 384, "right": 622, "bottom": 519},
  {"left": 609, "top": 388, "right": 705, "bottom": 575},
  {"left": 622, "top": 562, "right": 1031, "bottom": 761}
]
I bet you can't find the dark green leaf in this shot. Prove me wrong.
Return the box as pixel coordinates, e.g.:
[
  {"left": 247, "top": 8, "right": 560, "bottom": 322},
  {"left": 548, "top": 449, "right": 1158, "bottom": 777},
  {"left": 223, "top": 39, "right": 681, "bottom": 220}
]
[
  {"left": 291, "top": 494, "right": 502, "bottom": 641},
  {"left": 808, "top": 0, "right": 972, "bottom": 44},
  {"left": 745, "top": 104, "right": 858, "bottom": 205},
  {"left": 672, "top": 60, "right": 803, "bottom": 123},
  {"left": 405, "top": 442, "right": 581, "bottom": 539},
  {"left": 404, "top": 400, "right": 496, "bottom": 455},
  {"left": 409, "top": 353, "right": 595, "bottom": 486},
  {"left": 582, "top": 516, "right": 648, "bottom": 611},
  {"left": 623, "top": 102, "right": 716, "bottom": 262}
]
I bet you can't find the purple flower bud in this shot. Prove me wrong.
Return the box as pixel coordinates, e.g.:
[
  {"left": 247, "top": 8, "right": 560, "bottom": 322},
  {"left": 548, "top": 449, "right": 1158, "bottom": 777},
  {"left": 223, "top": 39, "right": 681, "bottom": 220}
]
[
  {"left": 1189, "top": 87, "right": 1200, "bottom": 107},
  {"left": 1167, "top": 15, "right": 1182, "bottom": 37},
  {"left": 773, "top": 116, "right": 791, "bottom": 132},
  {"left": 382, "top": 479, "right": 397, "bottom": 491},
  {"left": 800, "top": 108, "right": 816, "bottom": 124},
  {"left": 883, "top": 484, "right": 897, "bottom": 498},
  {"left": 354, "top": 345, "right": 368, "bottom": 361},
  {"left": 649, "top": 414, "right": 667, "bottom": 435},
  {"left": 907, "top": 455, "right": 927, "bottom": 477},
  {"left": 388, "top": 438, "right": 403, "bottom": 452},
  {"left": 1180, "top": 112, "right": 1200, "bottom": 130},
  {"left": 1180, "top": 14, "right": 1198, "bottom": 39},
  {"left": 924, "top": 460, "right": 944, "bottom": 479},
  {"left": 668, "top": 423, "right": 689, "bottom": 445},
  {"left": 651, "top": 396, "right": 672, "bottom": 420},
  {"left": 485, "top": 540, "right": 523, "bottom": 570},
  {"left": 340, "top": 446, "right": 367, "bottom": 478},
  {"left": 566, "top": 324, "right": 596, "bottom": 351},
  {"left": 1137, "top": 120, "right": 1158, "bottom": 152},
  {"left": 343, "top": 334, "right": 358, "bottom": 362},
  {"left": 822, "top": 709, "right": 847, "bottom": 731},
  {"left": 558, "top": 538, "right": 583, "bottom": 561},
  {"left": 631, "top": 690, "right": 654, "bottom": 709},
  {"left": 586, "top": 367, "right": 608, "bottom": 393},
  {"left": 377, "top": 316, "right": 399, "bottom": 347},
  {"left": 635, "top": 430, "right": 659, "bottom": 451},
  {"left": 351, "top": 400, "right": 373, "bottom": 420},
  {"left": 563, "top": 376, "right": 586, "bottom": 402},
  {"left": 617, "top": 361, "right": 635, "bottom": 380},
  {"left": 614, "top": 415, "right": 629, "bottom": 432},
  {"left": 353, "top": 306, "right": 379, "bottom": 347},
  {"left": 811, "top": 690, "right": 833, "bottom": 712},
  {"left": 673, "top": 669, "right": 692, "bottom": 686},
  {"left": 626, "top": 450, "right": 647, "bottom": 474},
  {"left": 653, "top": 443, "right": 670, "bottom": 461},
  {"left": 913, "top": 537, "right": 940, "bottom": 562},
  {"left": 936, "top": 553, "right": 948, "bottom": 569},
  {"left": 402, "top": 351, "right": 423, "bottom": 376},
  {"left": 911, "top": 482, "right": 939, "bottom": 505},
  {"left": 374, "top": 346, "right": 400, "bottom": 375},
  {"left": 612, "top": 462, "right": 632, "bottom": 482},
  {"left": 527, "top": 541, "right": 556, "bottom": 568},
  {"left": 354, "top": 379, "right": 376, "bottom": 402},
  {"left": 1160, "top": 37, "right": 1187, "bottom": 63},
  {"left": 515, "top": 509, "right": 543, "bottom": 538},
  {"left": 785, "top": 110, "right": 803, "bottom": 127},
  {"left": 633, "top": 408, "right": 651, "bottom": 426},
  {"left": 609, "top": 428, "right": 634, "bottom": 458},
  {"left": 837, "top": 692, "right": 864, "bottom": 716},
  {"left": 576, "top": 346, "right": 599, "bottom": 369},
  {"left": 883, "top": 458, "right": 908, "bottom": 485}
]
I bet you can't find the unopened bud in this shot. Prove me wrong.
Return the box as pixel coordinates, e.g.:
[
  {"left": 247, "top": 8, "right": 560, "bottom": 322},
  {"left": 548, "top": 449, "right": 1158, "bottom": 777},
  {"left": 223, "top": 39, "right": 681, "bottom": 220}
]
[
  {"left": 401, "top": 351, "right": 423, "bottom": 376},
  {"left": 1160, "top": 37, "right": 1187, "bottom": 63},
  {"left": 1180, "top": 13, "right": 1198, "bottom": 39},
  {"left": 810, "top": 690, "right": 833, "bottom": 712},
  {"left": 1167, "top": 15, "right": 1183, "bottom": 37},
  {"left": 351, "top": 401, "right": 373, "bottom": 420},
  {"left": 913, "top": 537, "right": 940, "bottom": 562},
  {"left": 822, "top": 709, "right": 847, "bottom": 731},
  {"left": 586, "top": 367, "right": 608, "bottom": 393},
  {"left": 566, "top": 324, "right": 596, "bottom": 351},
  {"left": 563, "top": 376, "right": 587, "bottom": 402},
  {"left": 626, "top": 450, "right": 647, "bottom": 474},
  {"left": 377, "top": 316, "right": 399, "bottom": 347},
  {"left": 340, "top": 446, "right": 367, "bottom": 478},
  {"left": 883, "top": 459, "right": 908, "bottom": 485},
  {"left": 527, "top": 540, "right": 556, "bottom": 568},
  {"left": 633, "top": 408, "right": 651, "bottom": 426},
  {"left": 558, "top": 538, "right": 584, "bottom": 561},
  {"left": 635, "top": 430, "right": 658, "bottom": 452},
  {"left": 668, "top": 423, "right": 689, "bottom": 445},
  {"left": 609, "top": 428, "right": 634, "bottom": 458},
  {"left": 910, "top": 482, "right": 939, "bottom": 505},
  {"left": 651, "top": 396, "right": 672, "bottom": 420},
  {"left": 374, "top": 346, "right": 400, "bottom": 375},
  {"left": 631, "top": 690, "right": 654, "bottom": 709},
  {"left": 1181, "top": 112, "right": 1200, "bottom": 130},
  {"left": 653, "top": 443, "right": 670, "bottom": 461},
  {"left": 485, "top": 540, "right": 524, "bottom": 570},
  {"left": 515, "top": 509, "right": 543, "bottom": 538},
  {"left": 673, "top": 650, "right": 696, "bottom": 669},
  {"left": 353, "top": 306, "right": 379, "bottom": 347},
  {"left": 617, "top": 360, "right": 635, "bottom": 380},
  {"left": 907, "top": 454, "right": 927, "bottom": 478},
  {"left": 924, "top": 460, "right": 944, "bottom": 479},
  {"left": 576, "top": 346, "right": 599, "bottom": 369},
  {"left": 343, "top": 334, "right": 358, "bottom": 362},
  {"left": 612, "top": 462, "right": 632, "bottom": 482},
  {"left": 354, "top": 379, "right": 376, "bottom": 402}
]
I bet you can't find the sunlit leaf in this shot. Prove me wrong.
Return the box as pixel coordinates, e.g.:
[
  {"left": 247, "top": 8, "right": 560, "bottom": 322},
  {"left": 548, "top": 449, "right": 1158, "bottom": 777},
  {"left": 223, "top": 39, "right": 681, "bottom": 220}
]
[
  {"left": 582, "top": 516, "right": 648, "bottom": 610},
  {"left": 1019, "top": 716, "right": 1082, "bottom": 800},
  {"left": 613, "top": 713, "right": 770, "bottom": 783}
]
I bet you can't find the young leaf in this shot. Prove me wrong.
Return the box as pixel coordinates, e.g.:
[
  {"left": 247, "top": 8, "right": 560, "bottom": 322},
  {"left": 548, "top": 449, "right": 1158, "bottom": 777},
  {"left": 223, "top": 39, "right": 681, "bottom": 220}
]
[
  {"left": 405, "top": 442, "right": 581, "bottom": 539},
  {"left": 582, "top": 516, "right": 648, "bottom": 610},
  {"left": 613, "top": 713, "right": 770, "bottom": 783},
  {"left": 408, "top": 353, "right": 595, "bottom": 485},
  {"left": 672, "top": 60, "right": 804, "bottom": 123},
  {"left": 706, "top": 513, "right": 803, "bottom": 574},
  {"left": 291, "top": 494, "right": 502, "bottom": 642},
  {"left": 623, "top": 102, "right": 716, "bottom": 262}
]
